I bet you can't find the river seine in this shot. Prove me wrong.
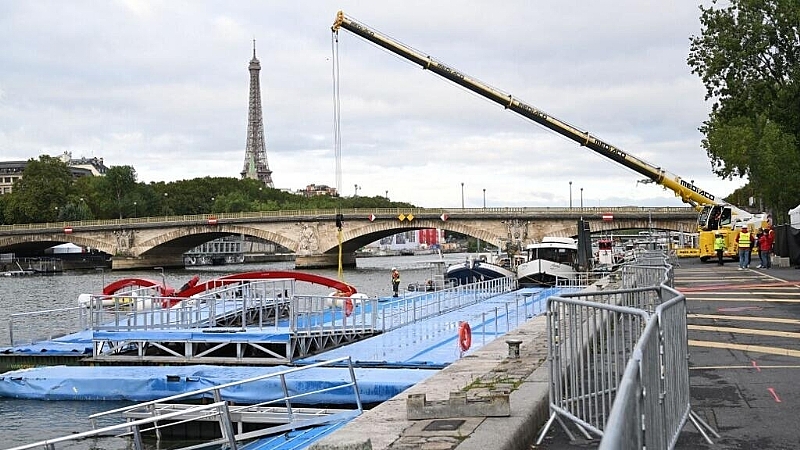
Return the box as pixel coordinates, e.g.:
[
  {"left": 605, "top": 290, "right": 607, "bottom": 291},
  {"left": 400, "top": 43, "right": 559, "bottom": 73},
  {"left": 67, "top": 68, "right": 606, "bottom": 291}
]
[{"left": 0, "top": 253, "right": 465, "bottom": 449}]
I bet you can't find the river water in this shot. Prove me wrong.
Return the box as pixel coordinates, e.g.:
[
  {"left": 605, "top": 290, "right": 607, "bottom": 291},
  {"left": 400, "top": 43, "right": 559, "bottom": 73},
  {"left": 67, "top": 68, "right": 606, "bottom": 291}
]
[{"left": 0, "top": 253, "right": 470, "bottom": 449}]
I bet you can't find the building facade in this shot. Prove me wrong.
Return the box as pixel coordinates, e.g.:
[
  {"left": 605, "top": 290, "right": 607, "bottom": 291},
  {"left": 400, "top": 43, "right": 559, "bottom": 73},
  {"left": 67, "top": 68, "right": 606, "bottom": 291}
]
[{"left": 0, "top": 152, "right": 108, "bottom": 195}]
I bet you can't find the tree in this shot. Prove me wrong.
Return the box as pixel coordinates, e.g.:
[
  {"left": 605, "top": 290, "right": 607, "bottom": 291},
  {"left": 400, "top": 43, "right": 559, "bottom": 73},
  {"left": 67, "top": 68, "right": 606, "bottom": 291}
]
[
  {"left": 688, "top": 0, "right": 800, "bottom": 222},
  {"left": 99, "top": 166, "right": 138, "bottom": 219},
  {"left": 3, "top": 155, "right": 73, "bottom": 223}
]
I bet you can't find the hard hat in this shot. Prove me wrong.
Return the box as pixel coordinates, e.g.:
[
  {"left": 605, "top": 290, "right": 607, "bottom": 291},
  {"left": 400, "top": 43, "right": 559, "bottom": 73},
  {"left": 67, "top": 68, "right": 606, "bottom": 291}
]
[
  {"left": 392, "top": 267, "right": 396, "bottom": 270},
  {"left": 741, "top": 225, "right": 749, "bottom": 229}
]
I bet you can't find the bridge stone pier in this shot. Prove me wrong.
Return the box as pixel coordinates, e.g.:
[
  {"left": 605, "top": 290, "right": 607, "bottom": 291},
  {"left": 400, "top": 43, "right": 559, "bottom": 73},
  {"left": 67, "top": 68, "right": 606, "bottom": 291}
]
[{"left": 0, "top": 207, "right": 697, "bottom": 270}]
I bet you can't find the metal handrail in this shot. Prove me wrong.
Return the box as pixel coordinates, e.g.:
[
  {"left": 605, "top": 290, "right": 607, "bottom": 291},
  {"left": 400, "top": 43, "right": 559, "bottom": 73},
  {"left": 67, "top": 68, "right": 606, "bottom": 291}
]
[
  {"left": 8, "top": 306, "right": 88, "bottom": 346},
  {"left": 6, "top": 356, "right": 363, "bottom": 450},
  {"left": 6, "top": 401, "right": 233, "bottom": 450}
]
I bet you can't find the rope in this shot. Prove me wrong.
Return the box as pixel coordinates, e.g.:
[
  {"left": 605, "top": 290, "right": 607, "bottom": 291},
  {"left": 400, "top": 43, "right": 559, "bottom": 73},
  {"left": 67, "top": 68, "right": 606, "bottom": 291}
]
[
  {"left": 332, "top": 31, "right": 345, "bottom": 281},
  {"left": 331, "top": 30, "right": 342, "bottom": 196}
]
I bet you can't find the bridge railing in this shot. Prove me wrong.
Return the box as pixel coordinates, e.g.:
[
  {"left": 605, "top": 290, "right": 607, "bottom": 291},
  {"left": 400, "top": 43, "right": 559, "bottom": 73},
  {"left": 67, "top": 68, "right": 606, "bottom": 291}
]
[{"left": 0, "top": 206, "right": 697, "bottom": 232}]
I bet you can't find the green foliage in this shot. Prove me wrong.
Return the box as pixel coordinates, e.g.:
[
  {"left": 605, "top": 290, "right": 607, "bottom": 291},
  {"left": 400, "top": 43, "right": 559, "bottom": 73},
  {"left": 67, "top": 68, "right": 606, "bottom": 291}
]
[
  {"left": 3, "top": 156, "right": 73, "bottom": 223},
  {"left": 2, "top": 159, "right": 412, "bottom": 223},
  {"left": 688, "top": 0, "right": 800, "bottom": 221},
  {"left": 99, "top": 166, "right": 138, "bottom": 219}
]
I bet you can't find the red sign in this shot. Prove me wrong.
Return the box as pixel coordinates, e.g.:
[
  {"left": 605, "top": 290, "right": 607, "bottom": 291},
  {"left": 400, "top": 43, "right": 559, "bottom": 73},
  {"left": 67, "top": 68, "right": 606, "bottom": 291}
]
[
  {"left": 440, "top": 214, "right": 449, "bottom": 221},
  {"left": 63, "top": 227, "right": 73, "bottom": 234},
  {"left": 368, "top": 214, "right": 376, "bottom": 222},
  {"left": 602, "top": 214, "right": 614, "bottom": 221},
  {"left": 207, "top": 218, "right": 218, "bottom": 225}
]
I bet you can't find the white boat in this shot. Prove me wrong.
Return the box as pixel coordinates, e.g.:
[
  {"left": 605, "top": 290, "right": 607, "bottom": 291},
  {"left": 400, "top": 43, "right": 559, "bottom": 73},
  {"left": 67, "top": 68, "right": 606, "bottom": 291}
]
[
  {"left": 445, "top": 255, "right": 516, "bottom": 286},
  {"left": 517, "top": 237, "right": 579, "bottom": 286}
]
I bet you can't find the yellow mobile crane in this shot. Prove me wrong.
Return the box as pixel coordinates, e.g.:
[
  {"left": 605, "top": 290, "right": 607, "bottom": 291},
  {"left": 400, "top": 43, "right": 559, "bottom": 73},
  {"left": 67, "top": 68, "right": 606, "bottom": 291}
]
[{"left": 331, "top": 11, "right": 769, "bottom": 261}]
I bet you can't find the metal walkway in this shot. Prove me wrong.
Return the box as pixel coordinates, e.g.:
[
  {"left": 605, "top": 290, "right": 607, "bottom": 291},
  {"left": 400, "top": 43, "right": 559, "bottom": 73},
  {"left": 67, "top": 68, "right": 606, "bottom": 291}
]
[{"left": 84, "top": 275, "right": 516, "bottom": 365}]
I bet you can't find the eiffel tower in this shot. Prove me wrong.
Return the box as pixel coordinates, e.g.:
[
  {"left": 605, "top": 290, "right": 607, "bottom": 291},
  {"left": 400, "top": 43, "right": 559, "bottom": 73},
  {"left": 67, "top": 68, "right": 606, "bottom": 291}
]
[{"left": 241, "top": 40, "right": 274, "bottom": 187}]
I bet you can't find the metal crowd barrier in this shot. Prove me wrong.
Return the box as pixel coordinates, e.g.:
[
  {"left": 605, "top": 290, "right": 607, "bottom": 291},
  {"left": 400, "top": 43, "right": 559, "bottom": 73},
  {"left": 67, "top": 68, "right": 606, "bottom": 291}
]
[{"left": 536, "top": 251, "right": 718, "bottom": 449}]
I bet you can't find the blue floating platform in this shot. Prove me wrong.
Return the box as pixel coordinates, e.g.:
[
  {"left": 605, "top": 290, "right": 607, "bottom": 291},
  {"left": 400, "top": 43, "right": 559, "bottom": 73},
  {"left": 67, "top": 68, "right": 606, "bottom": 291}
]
[{"left": 0, "top": 364, "right": 433, "bottom": 404}]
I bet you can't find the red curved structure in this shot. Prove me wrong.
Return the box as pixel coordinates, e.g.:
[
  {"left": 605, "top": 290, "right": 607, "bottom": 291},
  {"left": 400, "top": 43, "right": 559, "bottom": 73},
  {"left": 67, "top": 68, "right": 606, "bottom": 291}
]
[
  {"left": 175, "top": 271, "right": 358, "bottom": 298},
  {"left": 102, "top": 278, "right": 175, "bottom": 296}
]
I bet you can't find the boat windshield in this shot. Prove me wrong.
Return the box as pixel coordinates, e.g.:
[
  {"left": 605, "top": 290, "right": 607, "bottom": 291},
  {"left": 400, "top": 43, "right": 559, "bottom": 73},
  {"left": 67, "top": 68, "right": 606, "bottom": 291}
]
[{"left": 530, "top": 247, "right": 577, "bottom": 265}]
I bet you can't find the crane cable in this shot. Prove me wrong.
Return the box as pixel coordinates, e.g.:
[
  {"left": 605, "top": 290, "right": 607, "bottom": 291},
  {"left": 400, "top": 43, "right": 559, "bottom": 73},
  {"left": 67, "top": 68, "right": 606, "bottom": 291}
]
[{"left": 332, "top": 29, "right": 344, "bottom": 281}]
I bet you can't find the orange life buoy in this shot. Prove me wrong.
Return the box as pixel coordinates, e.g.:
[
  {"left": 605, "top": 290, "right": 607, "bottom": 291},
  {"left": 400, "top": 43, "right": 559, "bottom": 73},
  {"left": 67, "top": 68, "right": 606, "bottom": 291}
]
[
  {"left": 344, "top": 297, "right": 354, "bottom": 317},
  {"left": 458, "top": 321, "right": 472, "bottom": 351}
]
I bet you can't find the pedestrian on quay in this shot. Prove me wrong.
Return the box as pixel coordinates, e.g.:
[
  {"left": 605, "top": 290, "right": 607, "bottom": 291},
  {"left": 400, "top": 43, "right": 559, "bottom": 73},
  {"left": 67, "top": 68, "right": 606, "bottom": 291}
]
[
  {"left": 755, "top": 229, "right": 763, "bottom": 268},
  {"left": 758, "top": 226, "right": 774, "bottom": 269},
  {"left": 391, "top": 267, "right": 400, "bottom": 297},
  {"left": 736, "top": 225, "right": 753, "bottom": 270},
  {"left": 714, "top": 233, "right": 725, "bottom": 266}
]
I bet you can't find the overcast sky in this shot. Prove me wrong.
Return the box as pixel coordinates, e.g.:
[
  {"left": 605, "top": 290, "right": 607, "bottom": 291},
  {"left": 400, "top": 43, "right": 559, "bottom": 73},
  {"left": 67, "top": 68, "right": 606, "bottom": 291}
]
[{"left": 0, "top": 1, "right": 739, "bottom": 209}]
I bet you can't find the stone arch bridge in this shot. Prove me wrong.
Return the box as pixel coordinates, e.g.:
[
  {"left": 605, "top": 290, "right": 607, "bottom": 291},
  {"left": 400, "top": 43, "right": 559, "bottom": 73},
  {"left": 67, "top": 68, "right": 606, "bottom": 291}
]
[{"left": 0, "top": 207, "right": 697, "bottom": 270}]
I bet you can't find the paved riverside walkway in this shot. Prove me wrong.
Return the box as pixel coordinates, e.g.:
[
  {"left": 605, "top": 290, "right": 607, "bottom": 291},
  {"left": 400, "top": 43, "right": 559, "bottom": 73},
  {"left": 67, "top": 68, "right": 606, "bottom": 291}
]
[
  {"left": 310, "top": 279, "right": 611, "bottom": 450},
  {"left": 313, "top": 260, "right": 800, "bottom": 450},
  {"left": 536, "top": 259, "right": 800, "bottom": 450}
]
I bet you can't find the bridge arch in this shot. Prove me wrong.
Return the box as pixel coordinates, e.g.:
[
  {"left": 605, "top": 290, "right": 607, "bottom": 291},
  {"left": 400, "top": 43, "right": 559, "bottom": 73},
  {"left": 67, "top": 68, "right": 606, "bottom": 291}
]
[
  {"left": 136, "top": 224, "right": 299, "bottom": 257},
  {"left": 0, "top": 233, "right": 113, "bottom": 255},
  {"left": 335, "top": 219, "right": 509, "bottom": 254}
]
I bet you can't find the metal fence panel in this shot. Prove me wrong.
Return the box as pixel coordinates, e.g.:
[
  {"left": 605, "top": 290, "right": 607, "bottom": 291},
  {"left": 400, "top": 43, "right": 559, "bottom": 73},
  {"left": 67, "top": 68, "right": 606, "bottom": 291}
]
[{"left": 539, "top": 250, "right": 711, "bottom": 450}]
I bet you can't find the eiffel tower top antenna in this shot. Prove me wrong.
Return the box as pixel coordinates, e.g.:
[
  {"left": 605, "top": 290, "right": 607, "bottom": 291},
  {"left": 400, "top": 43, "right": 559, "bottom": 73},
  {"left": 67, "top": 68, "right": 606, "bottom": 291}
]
[{"left": 241, "top": 39, "right": 274, "bottom": 187}]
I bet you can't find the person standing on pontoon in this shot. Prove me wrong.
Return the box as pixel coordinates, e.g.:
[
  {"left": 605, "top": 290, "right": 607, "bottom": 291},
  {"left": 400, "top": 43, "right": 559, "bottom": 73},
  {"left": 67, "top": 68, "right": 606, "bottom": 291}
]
[{"left": 391, "top": 267, "right": 400, "bottom": 297}]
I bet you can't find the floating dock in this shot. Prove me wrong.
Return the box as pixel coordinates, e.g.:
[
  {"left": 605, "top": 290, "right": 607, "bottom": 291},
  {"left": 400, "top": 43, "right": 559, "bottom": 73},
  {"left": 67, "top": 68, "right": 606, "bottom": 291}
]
[{"left": 0, "top": 273, "right": 581, "bottom": 450}]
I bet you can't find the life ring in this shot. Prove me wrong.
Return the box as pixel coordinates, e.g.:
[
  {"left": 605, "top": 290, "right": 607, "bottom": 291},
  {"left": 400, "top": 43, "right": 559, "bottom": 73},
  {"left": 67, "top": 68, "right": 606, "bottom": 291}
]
[
  {"left": 344, "top": 297, "right": 354, "bottom": 317},
  {"left": 458, "top": 321, "right": 472, "bottom": 352}
]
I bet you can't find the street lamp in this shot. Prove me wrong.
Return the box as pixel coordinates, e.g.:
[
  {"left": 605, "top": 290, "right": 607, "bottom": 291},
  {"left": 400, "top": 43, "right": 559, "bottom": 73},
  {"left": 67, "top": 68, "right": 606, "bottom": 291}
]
[
  {"left": 54, "top": 206, "right": 59, "bottom": 221},
  {"left": 133, "top": 201, "right": 137, "bottom": 218},
  {"left": 580, "top": 188, "right": 583, "bottom": 208},
  {"left": 163, "top": 192, "right": 169, "bottom": 218},
  {"left": 569, "top": 181, "right": 573, "bottom": 208},
  {"left": 483, "top": 188, "right": 486, "bottom": 209},
  {"left": 461, "top": 182, "right": 464, "bottom": 209},
  {"left": 385, "top": 190, "right": 388, "bottom": 200}
]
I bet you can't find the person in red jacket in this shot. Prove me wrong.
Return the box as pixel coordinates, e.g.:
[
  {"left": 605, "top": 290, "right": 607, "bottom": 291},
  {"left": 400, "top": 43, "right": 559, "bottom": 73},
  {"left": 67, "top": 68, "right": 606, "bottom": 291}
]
[{"left": 758, "top": 226, "right": 774, "bottom": 269}]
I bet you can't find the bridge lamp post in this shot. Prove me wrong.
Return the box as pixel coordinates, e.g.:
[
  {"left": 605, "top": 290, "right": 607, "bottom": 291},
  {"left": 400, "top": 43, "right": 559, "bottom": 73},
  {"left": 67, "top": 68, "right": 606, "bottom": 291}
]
[
  {"left": 133, "top": 201, "right": 137, "bottom": 218},
  {"left": 483, "top": 188, "right": 486, "bottom": 209},
  {"left": 54, "top": 206, "right": 58, "bottom": 221},
  {"left": 461, "top": 182, "right": 464, "bottom": 209},
  {"left": 580, "top": 188, "right": 583, "bottom": 208},
  {"left": 569, "top": 181, "right": 573, "bottom": 208},
  {"left": 385, "top": 190, "right": 388, "bottom": 200},
  {"left": 163, "top": 193, "right": 168, "bottom": 218}
]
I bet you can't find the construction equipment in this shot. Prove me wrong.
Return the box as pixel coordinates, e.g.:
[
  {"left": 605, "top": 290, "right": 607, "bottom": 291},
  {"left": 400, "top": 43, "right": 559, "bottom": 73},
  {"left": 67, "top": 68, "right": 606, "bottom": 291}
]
[{"left": 331, "top": 11, "right": 769, "bottom": 261}]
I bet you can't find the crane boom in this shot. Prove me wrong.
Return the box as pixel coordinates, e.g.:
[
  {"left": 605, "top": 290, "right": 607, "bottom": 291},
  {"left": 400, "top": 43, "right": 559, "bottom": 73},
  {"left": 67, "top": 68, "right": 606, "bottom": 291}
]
[
  {"left": 332, "top": 10, "right": 770, "bottom": 264},
  {"left": 332, "top": 11, "right": 718, "bottom": 210}
]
